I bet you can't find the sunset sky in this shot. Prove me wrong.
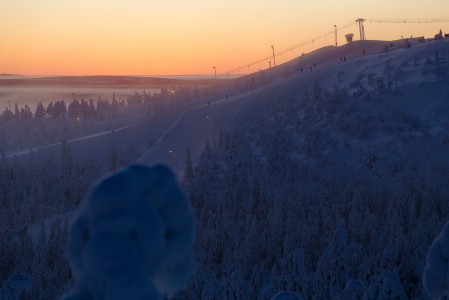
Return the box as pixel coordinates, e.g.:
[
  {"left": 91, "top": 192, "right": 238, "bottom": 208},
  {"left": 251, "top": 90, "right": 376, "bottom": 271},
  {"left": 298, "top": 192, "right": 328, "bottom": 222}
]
[{"left": 1, "top": 0, "right": 448, "bottom": 76}]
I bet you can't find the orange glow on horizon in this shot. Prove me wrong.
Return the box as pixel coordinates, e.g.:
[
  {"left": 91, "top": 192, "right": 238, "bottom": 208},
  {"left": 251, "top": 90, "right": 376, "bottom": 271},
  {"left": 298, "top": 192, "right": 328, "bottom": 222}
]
[{"left": 1, "top": 0, "right": 448, "bottom": 76}]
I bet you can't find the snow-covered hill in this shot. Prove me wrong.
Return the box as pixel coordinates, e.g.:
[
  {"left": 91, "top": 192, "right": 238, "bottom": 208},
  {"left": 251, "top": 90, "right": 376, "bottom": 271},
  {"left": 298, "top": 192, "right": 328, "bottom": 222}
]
[
  {"left": 138, "top": 39, "right": 449, "bottom": 178},
  {"left": 8, "top": 39, "right": 447, "bottom": 178},
  {"left": 2, "top": 37, "right": 449, "bottom": 299},
  {"left": 173, "top": 38, "right": 449, "bottom": 299}
]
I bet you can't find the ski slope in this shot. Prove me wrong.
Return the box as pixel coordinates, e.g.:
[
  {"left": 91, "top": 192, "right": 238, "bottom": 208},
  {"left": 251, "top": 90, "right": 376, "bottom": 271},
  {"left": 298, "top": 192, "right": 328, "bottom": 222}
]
[
  {"left": 11, "top": 38, "right": 449, "bottom": 177},
  {"left": 138, "top": 38, "right": 449, "bottom": 176}
]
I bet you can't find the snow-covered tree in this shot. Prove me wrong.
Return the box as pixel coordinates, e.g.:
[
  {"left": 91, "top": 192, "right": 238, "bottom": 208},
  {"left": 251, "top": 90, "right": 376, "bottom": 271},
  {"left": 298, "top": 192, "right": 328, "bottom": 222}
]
[
  {"left": 341, "top": 280, "right": 366, "bottom": 300},
  {"left": 315, "top": 245, "right": 332, "bottom": 299},
  {"left": 330, "top": 228, "right": 350, "bottom": 292},
  {"left": 0, "top": 274, "right": 31, "bottom": 300},
  {"left": 184, "top": 147, "right": 194, "bottom": 183},
  {"left": 363, "top": 270, "right": 407, "bottom": 300},
  {"left": 423, "top": 221, "right": 449, "bottom": 299},
  {"left": 65, "top": 164, "right": 195, "bottom": 299},
  {"left": 14, "top": 103, "right": 20, "bottom": 120},
  {"left": 34, "top": 102, "right": 45, "bottom": 119},
  {"left": 315, "top": 228, "right": 350, "bottom": 299}
]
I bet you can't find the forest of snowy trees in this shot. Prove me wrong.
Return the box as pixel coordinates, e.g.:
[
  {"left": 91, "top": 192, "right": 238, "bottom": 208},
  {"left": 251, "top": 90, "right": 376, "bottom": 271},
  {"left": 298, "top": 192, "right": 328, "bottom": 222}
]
[
  {"left": 0, "top": 85, "right": 202, "bottom": 124},
  {"left": 3, "top": 81, "right": 448, "bottom": 298},
  {"left": 0, "top": 84, "right": 205, "bottom": 159},
  {"left": 0, "top": 83, "right": 207, "bottom": 299},
  {"left": 0, "top": 43, "right": 448, "bottom": 299},
  {"left": 0, "top": 142, "right": 139, "bottom": 299},
  {"left": 176, "top": 85, "right": 449, "bottom": 299}
]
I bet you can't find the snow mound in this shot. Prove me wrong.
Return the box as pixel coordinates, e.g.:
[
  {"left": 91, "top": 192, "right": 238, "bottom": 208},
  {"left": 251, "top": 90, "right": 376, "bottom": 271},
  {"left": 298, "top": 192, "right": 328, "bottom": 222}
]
[
  {"left": 423, "top": 222, "right": 449, "bottom": 299},
  {"left": 64, "top": 164, "right": 195, "bottom": 300}
]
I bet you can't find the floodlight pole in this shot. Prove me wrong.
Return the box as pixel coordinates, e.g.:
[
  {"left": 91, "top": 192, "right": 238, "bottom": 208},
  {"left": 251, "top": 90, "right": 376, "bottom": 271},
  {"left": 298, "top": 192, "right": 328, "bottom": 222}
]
[
  {"left": 271, "top": 45, "right": 276, "bottom": 67},
  {"left": 334, "top": 24, "right": 338, "bottom": 47}
]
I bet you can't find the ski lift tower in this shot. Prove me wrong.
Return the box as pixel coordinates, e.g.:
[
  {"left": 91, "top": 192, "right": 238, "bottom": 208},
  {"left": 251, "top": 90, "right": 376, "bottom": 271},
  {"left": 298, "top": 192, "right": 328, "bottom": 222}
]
[{"left": 356, "top": 18, "right": 366, "bottom": 40}]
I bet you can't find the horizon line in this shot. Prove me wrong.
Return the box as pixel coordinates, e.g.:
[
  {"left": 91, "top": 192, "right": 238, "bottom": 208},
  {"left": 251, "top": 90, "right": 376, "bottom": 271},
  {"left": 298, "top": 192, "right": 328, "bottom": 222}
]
[{"left": 0, "top": 73, "right": 246, "bottom": 77}]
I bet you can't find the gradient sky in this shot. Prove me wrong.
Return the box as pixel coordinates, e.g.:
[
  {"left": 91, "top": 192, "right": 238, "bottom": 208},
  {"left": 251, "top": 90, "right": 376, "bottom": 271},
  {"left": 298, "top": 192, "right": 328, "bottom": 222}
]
[{"left": 1, "top": 0, "right": 448, "bottom": 75}]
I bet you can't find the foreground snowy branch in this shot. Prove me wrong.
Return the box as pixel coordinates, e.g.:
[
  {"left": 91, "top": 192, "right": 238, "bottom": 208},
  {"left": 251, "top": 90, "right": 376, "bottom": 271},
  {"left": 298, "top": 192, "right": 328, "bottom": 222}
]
[{"left": 64, "top": 164, "right": 195, "bottom": 299}]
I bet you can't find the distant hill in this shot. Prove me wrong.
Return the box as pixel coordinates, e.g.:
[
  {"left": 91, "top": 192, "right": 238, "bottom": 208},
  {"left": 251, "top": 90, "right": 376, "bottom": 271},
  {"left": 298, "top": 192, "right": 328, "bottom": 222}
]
[
  {"left": 0, "top": 75, "right": 223, "bottom": 87},
  {"left": 0, "top": 73, "right": 22, "bottom": 77}
]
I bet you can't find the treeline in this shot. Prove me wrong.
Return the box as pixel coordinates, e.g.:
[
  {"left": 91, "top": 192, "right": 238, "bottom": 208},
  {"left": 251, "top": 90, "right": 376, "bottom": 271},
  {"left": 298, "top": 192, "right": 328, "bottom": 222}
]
[
  {"left": 1, "top": 97, "right": 120, "bottom": 124},
  {"left": 0, "top": 85, "right": 202, "bottom": 124}
]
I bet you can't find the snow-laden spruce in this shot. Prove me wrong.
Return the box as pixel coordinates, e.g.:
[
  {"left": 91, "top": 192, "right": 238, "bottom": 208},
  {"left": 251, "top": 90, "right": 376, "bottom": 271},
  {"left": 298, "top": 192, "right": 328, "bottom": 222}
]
[
  {"left": 64, "top": 164, "right": 195, "bottom": 300},
  {"left": 363, "top": 270, "right": 407, "bottom": 300},
  {"left": 0, "top": 274, "right": 31, "bottom": 300},
  {"left": 423, "top": 221, "right": 449, "bottom": 299}
]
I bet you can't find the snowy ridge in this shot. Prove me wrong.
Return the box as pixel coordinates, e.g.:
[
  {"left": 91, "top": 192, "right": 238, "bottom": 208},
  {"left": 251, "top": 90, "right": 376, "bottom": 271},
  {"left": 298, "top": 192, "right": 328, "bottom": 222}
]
[{"left": 139, "top": 39, "right": 449, "bottom": 176}]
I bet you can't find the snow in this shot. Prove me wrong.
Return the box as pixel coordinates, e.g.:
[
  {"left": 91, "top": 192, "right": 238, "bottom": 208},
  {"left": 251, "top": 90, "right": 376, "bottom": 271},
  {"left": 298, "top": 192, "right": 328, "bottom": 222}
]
[
  {"left": 271, "top": 291, "right": 303, "bottom": 300},
  {"left": 5, "top": 39, "right": 448, "bottom": 177},
  {"left": 423, "top": 221, "right": 449, "bottom": 299},
  {"left": 138, "top": 39, "right": 449, "bottom": 175},
  {"left": 341, "top": 280, "right": 366, "bottom": 300},
  {"left": 2, "top": 36, "right": 449, "bottom": 298},
  {"left": 64, "top": 164, "right": 195, "bottom": 299},
  {"left": 7, "top": 123, "right": 137, "bottom": 158},
  {"left": 361, "top": 271, "right": 407, "bottom": 300},
  {"left": 0, "top": 274, "right": 31, "bottom": 300}
]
